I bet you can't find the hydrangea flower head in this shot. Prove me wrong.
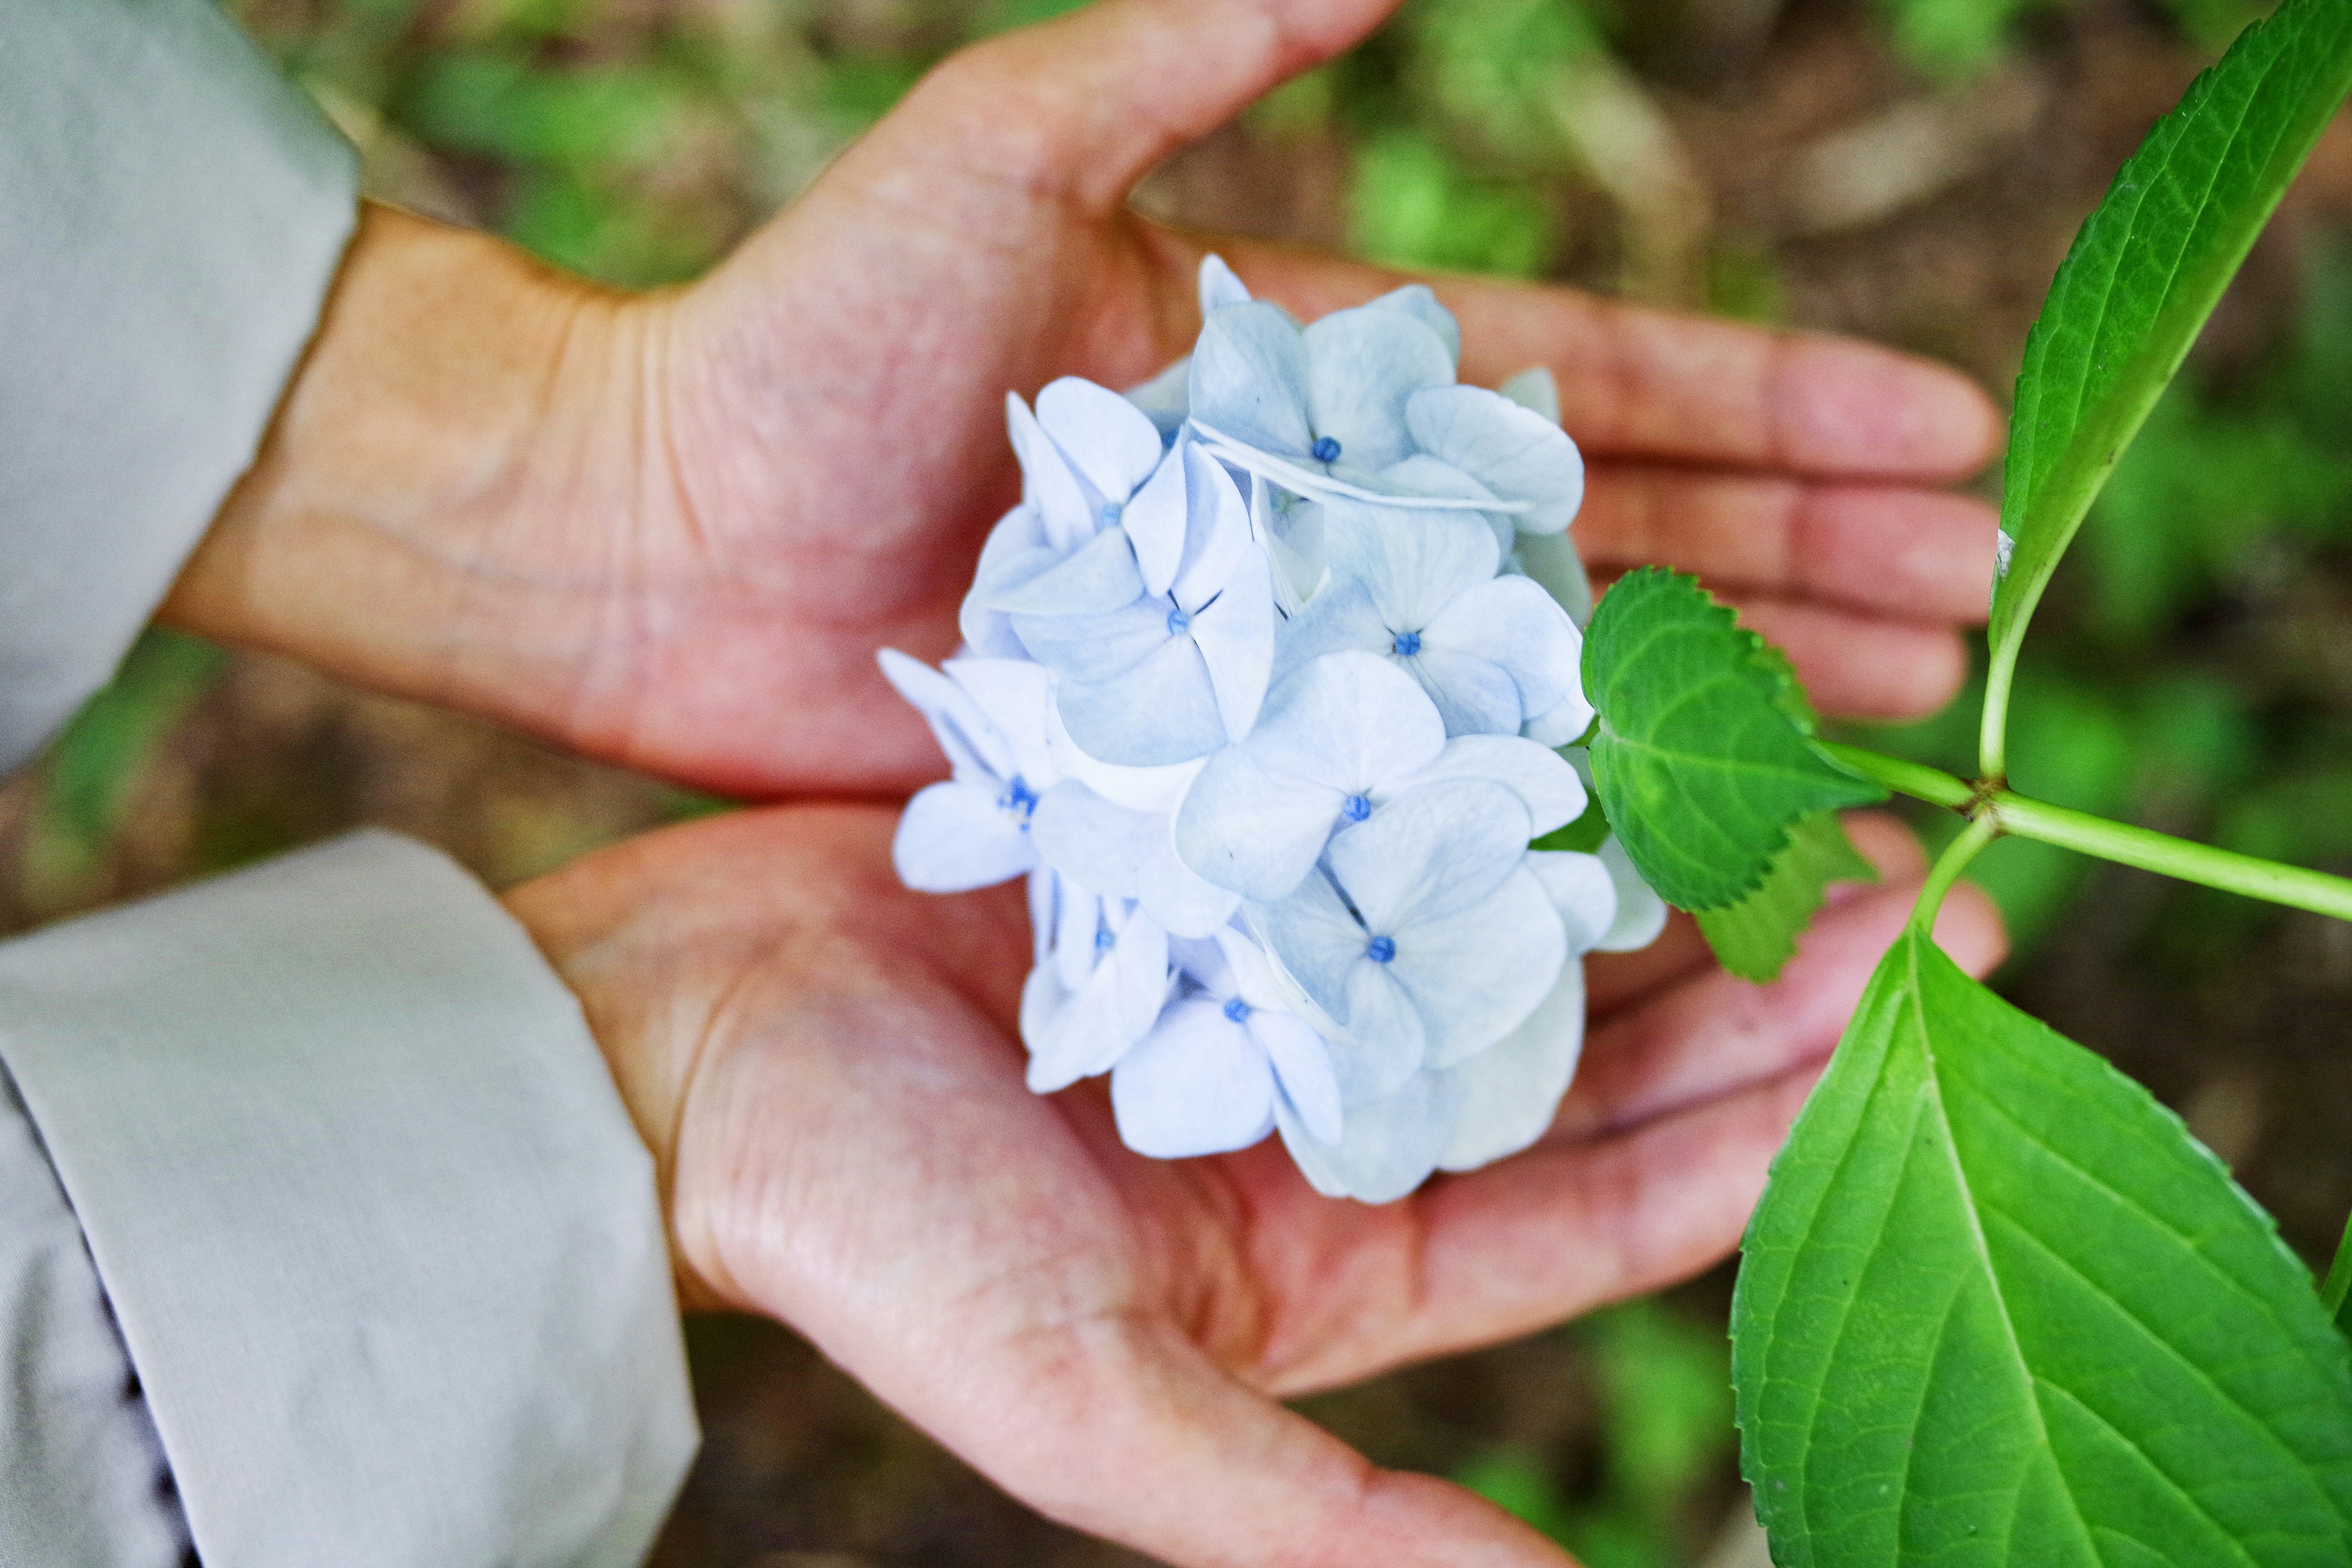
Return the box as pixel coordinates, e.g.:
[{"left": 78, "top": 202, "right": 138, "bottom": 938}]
[{"left": 882, "top": 255, "right": 1663, "bottom": 1202}]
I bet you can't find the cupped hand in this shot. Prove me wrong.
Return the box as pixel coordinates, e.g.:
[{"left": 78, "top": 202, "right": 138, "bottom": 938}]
[
  {"left": 170, "top": 0, "right": 2002, "bottom": 799},
  {"left": 504, "top": 803, "right": 2003, "bottom": 1567}
]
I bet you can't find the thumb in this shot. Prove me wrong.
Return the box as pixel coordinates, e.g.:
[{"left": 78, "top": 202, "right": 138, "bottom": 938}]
[
  {"left": 920, "top": 1313, "right": 1577, "bottom": 1568},
  {"left": 906, "top": 0, "right": 1401, "bottom": 213}
]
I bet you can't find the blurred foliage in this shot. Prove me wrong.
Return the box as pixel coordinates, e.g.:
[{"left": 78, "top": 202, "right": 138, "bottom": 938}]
[
  {"left": 1879, "top": 0, "right": 2056, "bottom": 80},
  {"left": 1457, "top": 1299, "right": 1735, "bottom": 1567}
]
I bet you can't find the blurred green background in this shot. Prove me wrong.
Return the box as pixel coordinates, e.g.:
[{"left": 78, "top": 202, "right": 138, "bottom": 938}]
[{"left": 7, "top": 0, "right": 2352, "bottom": 1562}]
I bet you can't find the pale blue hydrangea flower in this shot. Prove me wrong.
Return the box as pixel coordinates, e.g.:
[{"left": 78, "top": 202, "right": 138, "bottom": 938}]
[
  {"left": 1030, "top": 778, "right": 1240, "bottom": 939},
  {"left": 877, "top": 650, "right": 1060, "bottom": 892},
  {"left": 1273, "top": 503, "right": 1591, "bottom": 739},
  {"left": 1254, "top": 779, "right": 1570, "bottom": 1104},
  {"left": 1110, "top": 927, "right": 1343, "bottom": 1158},
  {"left": 1020, "top": 881, "right": 1173, "bottom": 1094},
  {"left": 1174, "top": 651, "right": 1585, "bottom": 902},
  {"left": 1012, "top": 441, "right": 1275, "bottom": 767}
]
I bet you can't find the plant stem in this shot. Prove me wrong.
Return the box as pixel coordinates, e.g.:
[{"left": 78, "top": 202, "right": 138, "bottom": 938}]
[
  {"left": 1910, "top": 812, "right": 2000, "bottom": 934},
  {"left": 1980, "top": 654, "right": 2016, "bottom": 785},
  {"left": 1820, "top": 741, "right": 2352, "bottom": 924}
]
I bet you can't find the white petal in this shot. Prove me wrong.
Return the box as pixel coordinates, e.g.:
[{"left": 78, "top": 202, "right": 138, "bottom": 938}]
[
  {"left": 1014, "top": 598, "right": 1170, "bottom": 684},
  {"left": 1337, "top": 963, "right": 1430, "bottom": 1102},
  {"left": 1390, "top": 865, "right": 1567, "bottom": 1067},
  {"left": 1252, "top": 1008, "right": 1343, "bottom": 1145},
  {"left": 1253, "top": 869, "right": 1369, "bottom": 1023},
  {"left": 1597, "top": 835, "right": 1670, "bottom": 952},
  {"left": 1189, "top": 301, "right": 1314, "bottom": 459},
  {"left": 1190, "top": 543, "right": 1275, "bottom": 741},
  {"left": 1217, "top": 926, "right": 1292, "bottom": 1012},
  {"left": 1525, "top": 850, "right": 1619, "bottom": 952},
  {"left": 962, "top": 505, "right": 1055, "bottom": 655},
  {"left": 1055, "top": 636, "right": 1227, "bottom": 767},
  {"left": 1137, "top": 815, "right": 1243, "bottom": 938},
  {"left": 1268, "top": 578, "right": 1392, "bottom": 689},
  {"left": 1112, "top": 909, "right": 1175, "bottom": 1042},
  {"left": 1324, "top": 503, "right": 1499, "bottom": 635},
  {"left": 1031, "top": 781, "right": 1144, "bottom": 899},
  {"left": 1246, "top": 650, "right": 1449, "bottom": 796},
  {"left": 1406, "top": 385, "right": 1585, "bottom": 535},
  {"left": 1110, "top": 998, "right": 1276, "bottom": 1158},
  {"left": 1199, "top": 252, "right": 1253, "bottom": 314},
  {"left": 1008, "top": 391, "right": 1095, "bottom": 551},
  {"left": 1123, "top": 441, "right": 1190, "bottom": 598},
  {"left": 1055, "top": 884, "right": 1104, "bottom": 990},
  {"left": 1125, "top": 356, "right": 1191, "bottom": 441},
  {"left": 1028, "top": 907, "right": 1172, "bottom": 1091},
  {"left": 1253, "top": 475, "right": 1327, "bottom": 614},
  {"left": 894, "top": 781, "right": 1036, "bottom": 892},
  {"left": 1384, "top": 735, "right": 1586, "bottom": 837},
  {"left": 986, "top": 526, "right": 1144, "bottom": 617},
  {"left": 1038, "top": 375, "right": 1165, "bottom": 506},
  {"left": 1513, "top": 530, "right": 1594, "bottom": 627},
  {"left": 943, "top": 657, "right": 1060, "bottom": 788},
  {"left": 1363, "top": 282, "right": 1461, "bottom": 367},
  {"left": 1044, "top": 702, "right": 1204, "bottom": 812},
  {"left": 878, "top": 647, "right": 1013, "bottom": 783},
  {"left": 1436, "top": 959, "right": 1585, "bottom": 1173},
  {"left": 1524, "top": 696, "right": 1597, "bottom": 747},
  {"left": 1194, "top": 424, "right": 1521, "bottom": 514},
  {"left": 1027, "top": 867, "right": 1057, "bottom": 968},
  {"left": 1423, "top": 575, "right": 1588, "bottom": 725},
  {"left": 1170, "top": 442, "right": 1252, "bottom": 611},
  {"left": 1406, "top": 648, "right": 1525, "bottom": 737},
  {"left": 1276, "top": 1069, "right": 1460, "bottom": 1204},
  {"left": 1172, "top": 748, "right": 1341, "bottom": 902},
  {"left": 1302, "top": 308, "right": 1456, "bottom": 472},
  {"left": 1325, "top": 778, "right": 1530, "bottom": 931},
  {"left": 1497, "top": 366, "right": 1561, "bottom": 424}
]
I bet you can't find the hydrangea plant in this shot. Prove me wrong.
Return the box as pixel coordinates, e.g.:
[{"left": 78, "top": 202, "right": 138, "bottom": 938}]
[
  {"left": 887, "top": 0, "right": 2352, "bottom": 1556},
  {"left": 885, "top": 256, "right": 1662, "bottom": 1203}
]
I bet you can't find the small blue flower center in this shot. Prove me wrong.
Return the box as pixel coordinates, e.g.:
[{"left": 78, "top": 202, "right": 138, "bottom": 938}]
[
  {"left": 1365, "top": 935, "right": 1397, "bottom": 964},
  {"left": 998, "top": 774, "right": 1040, "bottom": 824},
  {"left": 1166, "top": 605, "right": 1192, "bottom": 636},
  {"left": 1311, "top": 435, "right": 1343, "bottom": 464},
  {"left": 1095, "top": 925, "right": 1117, "bottom": 952},
  {"left": 1099, "top": 500, "right": 1124, "bottom": 528},
  {"left": 1341, "top": 794, "right": 1371, "bottom": 823},
  {"left": 1392, "top": 630, "right": 1422, "bottom": 657},
  {"left": 1223, "top": 997, "right": 1251, "bottom": 1023}
]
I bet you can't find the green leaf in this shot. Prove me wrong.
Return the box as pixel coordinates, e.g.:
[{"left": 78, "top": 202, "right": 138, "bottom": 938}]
[
  {"left": 1695, "top": 812, "right": 1878, "bottom": 982},
  {"left": 1733, "top": 928, "right": 2352, "bottom": 1567},
  {"left": 1583, "top": 568, "right": 1885, "bottom": 910},
  {"left": 1988, "top": 0, "right": 2352, "bottom": 704}
]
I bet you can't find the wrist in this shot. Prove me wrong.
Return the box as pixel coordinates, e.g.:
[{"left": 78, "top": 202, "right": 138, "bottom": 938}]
[{"left": 160, "top": 204, "right": 643, "bottom": 726}]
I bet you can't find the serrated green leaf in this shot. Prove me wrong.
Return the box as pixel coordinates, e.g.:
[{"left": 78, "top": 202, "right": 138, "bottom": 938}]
[
  {"left": 1694, "top": 812, "right": 1877, "bottom": 982},
  {"left": 1989, "top": 0, "right": 2352, "bottom": 692},
  {"left": 1733, "top": 929, "right": 2352, "bottom": 1568},
  {"left": 1582, "top": 568, "right": 1885, "bottom": 910}
]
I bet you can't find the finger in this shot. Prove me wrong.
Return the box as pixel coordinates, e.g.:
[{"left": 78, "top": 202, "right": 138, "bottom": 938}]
[
  {"left": 1208, "top": 239, "right": 2002, "bottom": 480},
  {"left": 922, "top": 0, "right": 1401, "bottom": 212},
  {"left": 1577, "top": 467, "right": 1999, "bottom": 625},
  {"left": 928, "top": 1315, "right": 1572, "bottom": 1567},
  {"left": 1555, "top": 877, "right": 2005, "bottom": 1150},
  {"left": 1710, "top": 594, "right": 1969, "bottom": 722}
]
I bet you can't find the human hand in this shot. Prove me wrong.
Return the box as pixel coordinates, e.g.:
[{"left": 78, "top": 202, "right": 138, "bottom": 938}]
[
  {"left": 168, "top": 0, "right": 2001, "bottom": 799},
  {"left": 503, "top": 803, "right": 2003, "bottom": 1566}
]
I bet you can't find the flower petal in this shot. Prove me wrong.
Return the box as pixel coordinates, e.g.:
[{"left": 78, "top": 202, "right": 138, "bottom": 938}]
[
  {"left": 962, "top": 505, "right": 1054, "bottom": 656},
  {"left": 1337, "top": 963, "right": 1429, "bottom": 1102},
  {"left": 1363, "top": 282, "right": 1461, "bottom": 367},
  {"left": 1044, "top": 701, "right": 1204, "bottom": 812},
  {"left": 1013, "top": 598, "right": 1170, "bottom": 684},
  {"left": 1172, "top": 750, "right": 1337, "bottom": 902},
  {"left": 1008, "top": 391, "right": 1095, "bottom": 551},
  {"left": 986, "top": 526, "right": 1144, "bottom": 617},
  {"left": 1169, "top": 442, "right": 1253, "bottom": 611},
  {"left": 1597, "top": 835, "right": 1670, "bottom": 952},
  {"left": 1038, "top": 375, "right": 1164, "bottom": 506},
  {"left": 1190, "top": 543, "right": 1275, "bottom": 741},
  {"left": 1195, "top": 425, "right": 1516, "bottom": 514},
  {"left": 1423, "top": 575, "right": 1588, "bottom": 727},
  {"left": 1268, "top": 577, "right": 1391, "bottom": 689},
  {"left": 1384, "top": 734, "right": 1586, "bottom": 837},
  {"left": 878, "top": 648, "right": 1012, "bottom": 783},
  {"left": 1110, "top": 998, "right": 1276, "bottom": 1158},
  {"left": 1027, "top": 867, "right": 1057, "bottom": 968},
  {"left": 1406, "top": 384, "right": 1585, "bottom": 535},
  {"left": 1189, "top": 301, "right": 1313, "bottom": 458},
  {"left": 894, "top": 780, "right": 1036, "bottom": 892},
  {"left": 943, "top": 657, "right": 1059, "bottom": 787},
  {"left": 1324, "top": 503, "right": 1499, "bottom": 635},
  {"left": 1122, "top": 440, "right": 1190, "bottom": 598},
  {"left": 1031, "top": 781, "right": 1144, "bottom": 899},
  {"left": 1055, "top": 883, "right": 1103, "bottom": 990},
  {"left": 1055, "top": 635, "right": 1227, "bottom": 767},
  {"left": 1302, "top": 307, "right": 1456, "bottom": 472},
  {"left": 1247, "top": 650, "right": 1449, "bottom": 796},
  {"left": 1497, "top": 366, "right": 1560, "bottom": 423},
  {"left": 1125, "top": 355, "right": 1191, "bottom": 442},
  {"left": 1436, "top": 959, "right": 1585, "bottom": 1173},
  {"left": 1199, "top": 252, "right": 1253, "bottom": 314},
  {"left": 1390, "top": 866, "right": 1566, "bottom": 1067},
  {"left": 1252, "top": 1008, "right": 1343, "bottom": 1145},
  {"left": 1406, "top": 648, "right": 1525, "bottom": 737},
  {"left": 1525, "top": 849, "right": 1619, "bottom": 952},
  {"left": 1513, "top": 529, "right": 1593, "bottom": 627},
  {"left": 1137, "top": 812, "right": 1243, "bottom": 938},
  {"left": 1275, "top": 1068, "right": 1460, "bottom": 1204},
  {"left": 1253, "top": 869, "right": 1366, "bottom": 1022},
  {"left": 1326, "top": 778, "right": 1530, "bottom": 932}
]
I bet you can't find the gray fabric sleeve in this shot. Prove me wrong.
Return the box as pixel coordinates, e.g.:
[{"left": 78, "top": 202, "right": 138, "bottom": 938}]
[
  {"left": 0, "top": 0, "right": 359, "bottom": 776},
  {"left": 0, "top": 832, "right": 698, "bottom": 1568}
]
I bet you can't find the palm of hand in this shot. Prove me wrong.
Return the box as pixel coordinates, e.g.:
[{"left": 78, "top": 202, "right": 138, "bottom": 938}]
[{"left": 514, "top": 803, "right": 1995, "bottom": 1567}]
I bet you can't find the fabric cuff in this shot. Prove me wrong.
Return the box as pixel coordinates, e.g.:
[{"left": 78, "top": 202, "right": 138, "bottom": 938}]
[
  {"left": 0, "top": 0, "right": 358, "bottom": 774},
  {"left": 0, "top": 832, "right": 696, "bottom": 1568}
]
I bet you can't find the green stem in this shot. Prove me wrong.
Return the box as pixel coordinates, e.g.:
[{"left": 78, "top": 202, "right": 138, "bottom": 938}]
[
  {"left": 1980, "top": 651, "right": 2018, "bottom": 786},
  {"left": 1911, "top": 812, "right": 2000, "bottom": 934},
  {"left": 1820, "top": 742, "right": 2352, "bottom": 924}
]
